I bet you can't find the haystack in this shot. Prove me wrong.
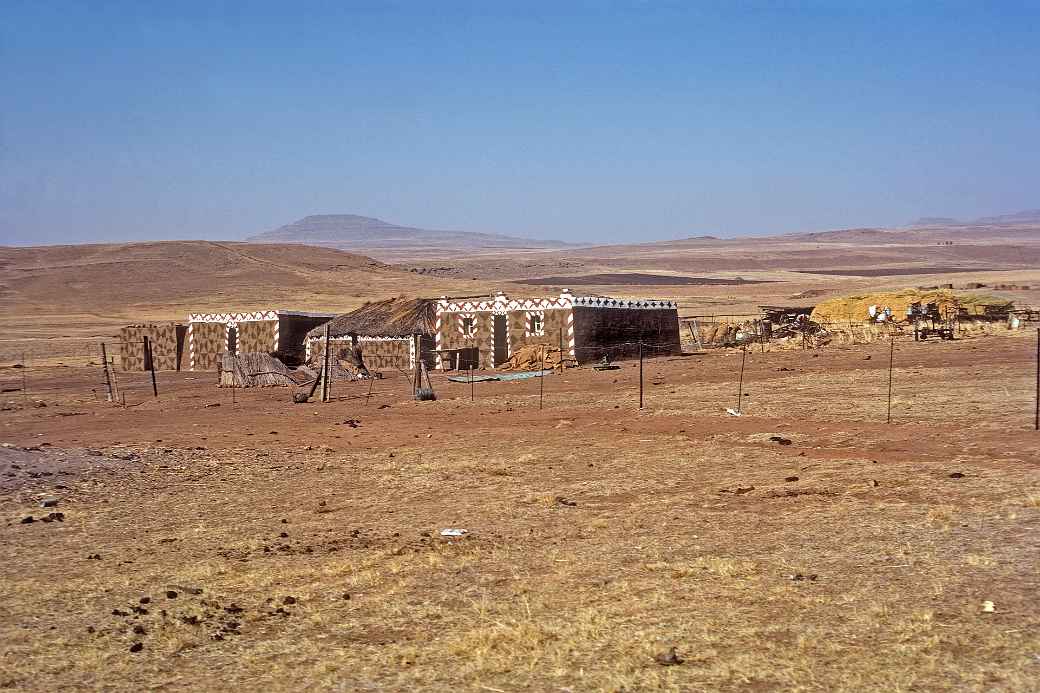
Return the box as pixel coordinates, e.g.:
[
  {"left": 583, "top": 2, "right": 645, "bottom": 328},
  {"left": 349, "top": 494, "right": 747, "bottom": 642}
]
[
  {"left": 810, "top": 289, "right": 1011, "bottom": 324},
  {"left": 219, "top": 353, "right": 309, "bottom": 388},
  {"left": 498, "top": 344, "right": 575, "bottom": 371}
]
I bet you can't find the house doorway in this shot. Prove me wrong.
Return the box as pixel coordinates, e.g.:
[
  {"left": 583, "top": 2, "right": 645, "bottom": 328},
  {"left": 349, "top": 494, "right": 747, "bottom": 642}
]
[
  {"left": 227, "top": 326, "right": 238, "bottom": 355},
  {"left": 493, "top": 315, "right": 508, "bottom": 366}
]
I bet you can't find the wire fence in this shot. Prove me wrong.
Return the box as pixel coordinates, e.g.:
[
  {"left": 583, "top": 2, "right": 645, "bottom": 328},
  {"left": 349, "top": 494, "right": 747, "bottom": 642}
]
[{"left": 6, "top": 330, "right": 1039, "bottom": 432}]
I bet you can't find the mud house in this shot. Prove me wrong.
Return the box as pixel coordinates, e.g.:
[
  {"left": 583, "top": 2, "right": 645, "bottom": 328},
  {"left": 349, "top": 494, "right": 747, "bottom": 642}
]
[
  {"left": 305, "top": 298, "right": 438, "bottom": 373},
  {"left": 119, "top": 322, "right": 186, "bottom": 371},
  {"left": 308, "top": 291, "right": 681, "bottom": 373},
  {"left": 187, "top": 310, "right": 335, "bottom": 371},
  {"left": 435, "top": 290, "right": 680, "bottom": 369}
]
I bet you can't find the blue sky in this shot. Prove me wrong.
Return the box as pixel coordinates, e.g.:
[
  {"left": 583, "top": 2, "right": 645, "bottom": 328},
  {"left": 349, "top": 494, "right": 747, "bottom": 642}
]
[{"left": 2, "top": 2, "right": 1038, "bottom": 245}]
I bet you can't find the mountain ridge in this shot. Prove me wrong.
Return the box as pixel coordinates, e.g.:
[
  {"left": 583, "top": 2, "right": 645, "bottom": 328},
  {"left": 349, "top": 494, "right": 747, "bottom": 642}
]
[{"left": 247, "top": 214, "right": 570, "bottom": 251}]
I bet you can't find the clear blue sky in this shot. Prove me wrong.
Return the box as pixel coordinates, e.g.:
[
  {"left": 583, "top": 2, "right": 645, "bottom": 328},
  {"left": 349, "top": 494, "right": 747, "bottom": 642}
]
[{"left": 2, "top": 1, "right": 1038, "bottom": 246}]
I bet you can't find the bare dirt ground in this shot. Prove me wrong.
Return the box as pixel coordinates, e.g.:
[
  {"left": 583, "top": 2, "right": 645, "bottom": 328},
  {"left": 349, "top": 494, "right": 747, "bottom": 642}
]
[{"left": 2, "top": 329, "right": 1038, "bottom": 691}]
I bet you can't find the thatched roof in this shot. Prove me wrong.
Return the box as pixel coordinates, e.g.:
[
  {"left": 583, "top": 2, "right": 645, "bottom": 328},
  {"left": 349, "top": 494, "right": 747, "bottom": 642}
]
[{"left": 309, "top": 297, "right": 437, "bottom": 339}]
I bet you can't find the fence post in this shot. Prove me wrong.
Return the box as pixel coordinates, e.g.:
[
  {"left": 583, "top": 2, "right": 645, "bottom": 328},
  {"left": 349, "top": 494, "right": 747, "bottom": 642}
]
[
  {"left": 144, "top": 336, "right": 158, "bottom": 397},
  {"left": 736, "top": 344, "right": 747, "bottom": 413},
  {"left": 887, "top": 337, "right": 895, "bottom": 424},
  {"left": 539, "top": 345, "right": 545, "bottom": 410},
  {"left": 1034, "top": 327, "right": 1039, "bottom": 431},
  {"left": 638, "top": 341, "right": 644, "bottom": 409},
  {"left": 99, "top": 343, "right": 113, "bottom": 402},
  {"left": 321, "top": 324, "right": 331, "bottom": 403}
]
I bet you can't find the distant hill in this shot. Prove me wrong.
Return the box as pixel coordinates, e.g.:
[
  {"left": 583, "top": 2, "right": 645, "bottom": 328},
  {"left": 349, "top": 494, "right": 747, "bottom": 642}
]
[
  {"left": 911, "top": 209, "right": 1040, "bottom": 226},
  {"left": 247, "top": 214, "right": 569, "bottom": 252},
  {"left": 973, "top": 209, "right": 1040, "bottom": 225}
]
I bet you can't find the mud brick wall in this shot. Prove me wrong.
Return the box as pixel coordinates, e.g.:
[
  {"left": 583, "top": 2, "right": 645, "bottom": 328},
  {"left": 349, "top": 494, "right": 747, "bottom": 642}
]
[
  {"left": 191, "top": 322, "right": 228, "bottom": 371},
  {"left": 308, "top": 339, "right": 352, "bottom": 366},
  {"left": 506, "top": 308, "right": 570, "bottom": 356},
  {"left": 437, "top": 312, "right": 495, "bottom": 369},
  {"left": 571, "top": 307, "right": 680, "bottom": 363},
  {"left": 358, "top": 339, "right": 411, "bottom": 371},
  {"left": 119, "top": 323, "right": 184, "bottom": 371},
  {"left": 237, "top": 320, "right": 278, "bottom": 356}
]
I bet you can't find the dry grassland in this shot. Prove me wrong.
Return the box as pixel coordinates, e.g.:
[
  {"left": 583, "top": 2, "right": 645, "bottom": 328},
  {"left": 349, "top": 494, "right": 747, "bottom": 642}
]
[{"left": 2, "top": 330, "right": 1038, "bottom": 691}]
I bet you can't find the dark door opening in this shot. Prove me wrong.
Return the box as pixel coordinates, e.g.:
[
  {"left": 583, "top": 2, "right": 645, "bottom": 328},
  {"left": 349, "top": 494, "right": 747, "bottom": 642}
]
[
  {"left": 227, "top": 326, "right": 238, "bottom": 355},
  {"left": 493, "top": 315, "right": 508, "bottom": 367}
]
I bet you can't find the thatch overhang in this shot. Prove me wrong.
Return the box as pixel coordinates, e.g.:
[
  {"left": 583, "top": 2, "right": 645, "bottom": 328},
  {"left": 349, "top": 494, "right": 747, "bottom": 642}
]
[{"left": 307, "top": 297, "right": 438, "bottom": 339}]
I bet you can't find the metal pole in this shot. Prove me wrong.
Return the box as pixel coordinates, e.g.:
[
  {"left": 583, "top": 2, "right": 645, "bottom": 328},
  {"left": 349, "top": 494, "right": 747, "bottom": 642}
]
[
  {"left": 21, "top": 352, "right": 27, "bottom": 401},
  {"left": 887, "top": 337, "right": 895, "bottom": 424},
  {"left": 470, "top": 366, "right": 474, "bottom": 402},
  {"left": 539, "top": 345, "right": 545, "bottom": 410},
  {"left": 366, "top": 373, "right": 374, "bottom": 406},
  {"left": 1035, "top": 327, "right": 1039, "bottom": 431},
  {"left": 638, "top": 341, "right": 644, "bottom": 409},
  {"left": 321, "top": 324, "right": 331, "bottom": 403},
  {"left": 736, "top": 344, "right": 747, "bottom": 413}
]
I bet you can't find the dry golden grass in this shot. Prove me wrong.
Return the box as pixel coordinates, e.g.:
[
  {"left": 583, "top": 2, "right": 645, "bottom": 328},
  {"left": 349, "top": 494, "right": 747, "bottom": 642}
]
[{"left": 2, "top": 327, "right": 1039, "bottom": 691}]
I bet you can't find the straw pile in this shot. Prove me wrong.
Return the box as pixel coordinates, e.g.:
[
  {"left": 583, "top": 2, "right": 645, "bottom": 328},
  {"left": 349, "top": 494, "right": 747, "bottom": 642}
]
[
  {"left": 698, "top": 321, "right": 764, "bottom": 347},
  {"left": 219, "top": 352, "right": 309, "bottom": 388},
  {"left": 810, "top": 288, "right": 1011, "bottom": 324},
  {"left": 499, "top": 344, "right": 575, "bottom": 371}
]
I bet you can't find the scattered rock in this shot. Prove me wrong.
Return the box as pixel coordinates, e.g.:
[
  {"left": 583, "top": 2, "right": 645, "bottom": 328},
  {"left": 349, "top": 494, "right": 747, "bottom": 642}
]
[
  {"left": 40, "top": 498, "right": 59, "bottom": 508},
  {"left": 129, "top": 642, "right": 143, "bottom": 653},
  {"left": 112, "top": 609, "right": 129, "bottom": 617},
  {"left": 981, "top": 600, "right": 996, "bottom": 613},
  {"left": 40, "top": 512, "right": 64, "bottom": 523},
  {"left": 203, "top": 403, "right": 221, "bottom": 409},
  {"left": 342, "top": 593, "right": 351, "bottom": 600},
  {"left": 784, "top": 476, "right": 799, "bottom": 483},
  {"left": 169, "top": 585, "right": 202, "bottom": 595},
  {"left": 279, "top": 532, "right": 289, "bottom": 538},
  {"left": 948, "top": 472, "right": 965, "bottom": 479},
  {"left": 554, "top": 496, "right": 578, "bottom": 507},
  {"left": 224, "top": 603, "right": 244, "bottom": 614},
  {"left": 653, "top": 647, "right": 684, "bottom": 666},
  {"left": 789, "top": 573, "right": 818, "bottom": 582},
  {"left": 133, "top": 625, "right": 146, "bottom": 635},
  {"left": 139, "top": 597, "right": 151, "bottom": 604},
  {"left": 769, "top": 436, "right": 793, "bottom": 446},
  {"left": 87, "top": 553, "right": 102, "bottom": 560},
  {"left": 165, "top": 590, "right": 178, "bottom": 599},
  {"left": 20, "top": 516, "right": 34, "bottom": 524},
  {"left": 282, "top": 596, "right": 297, "bottom": 605}
]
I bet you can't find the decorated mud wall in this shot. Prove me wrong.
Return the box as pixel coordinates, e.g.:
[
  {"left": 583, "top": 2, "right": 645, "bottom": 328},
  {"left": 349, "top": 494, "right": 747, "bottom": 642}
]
[
  {"left": 119, "top": 323, "right": 185, "bottom": 371},
  {"left": 308, "top": 335, "right": 434, "bottom": 372},
  {"left": 435, "top": 292, "right": 576, "bottom": 370},
  {"left": 189, "top": 321, "right": 228, "bottom": 371},
  {"left": 506, "top": 308, "right": 570, "bottom": 356},
  {"left": 435, "top": 311, "right": 497, "bottom": 369},
  {"left": 188, "top": 311, "right": 334, "bottom": 371},
  {"left": 237, "top": 320, "right": 278, "bottom": 356}
]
